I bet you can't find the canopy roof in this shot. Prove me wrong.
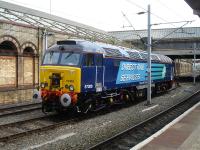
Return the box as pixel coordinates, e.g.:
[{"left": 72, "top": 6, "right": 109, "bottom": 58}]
[{"left": 0, "top": 0, "right": 118, "bottom": 42}]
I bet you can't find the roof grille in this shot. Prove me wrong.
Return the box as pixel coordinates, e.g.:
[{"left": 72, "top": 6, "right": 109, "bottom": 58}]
[
  {"left": 126, "top": 51, "right": 141, "bottom": 60},
  {"left": 104, "top": 48, "right": 123, "bottom": 57},
  {"left": 57, "top": 40, "right": 76, "bottom": 45},
  {"left": 140, "top": 53, "right": 148, "bottom": 60},
  {"left": 151, "top": 55, "right": 160, "bottom": 61}
]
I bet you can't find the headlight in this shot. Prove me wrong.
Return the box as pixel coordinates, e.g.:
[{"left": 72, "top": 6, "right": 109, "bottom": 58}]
[
  {"left": 44, "top": 82, "right": 48, "bottom": 87},
  {"left": 69, "top": 85, "right": 74, "bottom": 91},
  {"left": 41, "top": 83, "right": 45, "bottom": 88},
  {"left": 65, "top": 84, "right": 69, "bottom": 89},
  {"left": 41, "top": 82, "right": 48, "bottom": 88}
]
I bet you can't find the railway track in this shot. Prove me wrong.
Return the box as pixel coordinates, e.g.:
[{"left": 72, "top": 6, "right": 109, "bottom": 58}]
[
  {"left": 0, "top": 100, "right": 143, "bottom": 143},
  {"left": 0, "top": 113, "right": 77, "bottom": 142},
  {"left": 89, "top": 90, "right": 200, "bottom": 150},
  {"left": 0, "top": 85, "right": 180, "bottom": 143},
  {"left": 0, "top": 106, "right": 115, "bottom": 143},
  {"left": 0, "top": 85, "right": 176, "bottom": 119},
  {"left": 0, "top": 102, "right": 41, "bottom": 117}
]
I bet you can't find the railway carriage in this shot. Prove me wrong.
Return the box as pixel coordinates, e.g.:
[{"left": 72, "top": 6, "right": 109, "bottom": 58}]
[
  {"left": 174, "top": 59, "right": 193, "bottom": 77},
  {"left": 38, "top": 39, "right": 174, "bottom": 113}
]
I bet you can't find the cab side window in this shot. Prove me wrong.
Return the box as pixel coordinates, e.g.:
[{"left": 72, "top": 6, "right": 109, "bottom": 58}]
[
  {"left": 113, "top": 59, "right": 120, "bottom": 67},
  {"left": 96, "top": 54, "right": 103, "bottom": 66},
  {"left": 84, "top": 54, "right": 95, "bottom": 66}
]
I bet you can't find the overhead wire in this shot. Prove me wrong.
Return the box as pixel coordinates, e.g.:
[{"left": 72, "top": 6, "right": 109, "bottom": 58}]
[
  {"left": 121, "top": 11, "right": 147, "bottom": 45},
  {"left": 152, "top": 20, "right": 194, "bottom": 26},
  {"left": 155, "top": 0, "right": 187, "bottom": 21},
  {"left": 154, "top": 0, "right": 195, "bottom": 35},
  {"left": 124, "top": 0, "right": 195, "bottom": 45},
  {"left": 152, "top": 21, "right": 192, "bottom": 45},
  {"left": 121, "top": 11, "right": 142, "bottom": 38},
  {"left": 125, "top": 0, "right": 179, "bottom": 28}
]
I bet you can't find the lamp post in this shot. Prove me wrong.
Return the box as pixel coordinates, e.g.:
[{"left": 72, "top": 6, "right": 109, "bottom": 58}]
[
  {"left": 193, "top": 43, "right": 196, "bottom": 85},
  {"left": 147, "top": 4, "right": 152, "bottom": 105},
  {"left": 136, "top": 5, "right": 195, "bottom": 104},
  {"left": 42, "top": 29, "right": 48, "bottom": 56},
  {"left": 137, "top": 4, "right": 152, "bottom": 105},
  {"left": 42, "top": 29, "right": 54, "bottom": 56},
  {"left": 50, "top": 0, "right": 52, "bottom": 14}
]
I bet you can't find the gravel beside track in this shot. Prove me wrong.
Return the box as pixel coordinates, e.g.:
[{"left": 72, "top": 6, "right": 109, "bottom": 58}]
[
  {"left": 89, "top": 88, "right": 200, "bottom": 149},
  {"left": 0, "top": 83, "right": 199, "bottom": 150}
]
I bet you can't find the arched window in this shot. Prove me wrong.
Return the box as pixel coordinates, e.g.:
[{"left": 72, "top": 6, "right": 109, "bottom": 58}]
[
  {"left": 24, "top": 47, "right": 34, "bottom": 54},
  {"left": 0, "top": 40, "right": 18, "bottom": 87},
  {"left": 0, "top": 41, "right": 18, "bottom": 52},
  {"left": 21, "top": 41, "right": 39, "bottom": 87},
  {"left": 22, "top": 47, "right": 35, "bottom": 85}
]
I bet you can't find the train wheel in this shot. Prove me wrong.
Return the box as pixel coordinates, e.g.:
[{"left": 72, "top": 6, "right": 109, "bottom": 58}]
[{"left": 121, "top": 90, "right": 135, "bottom": 103}]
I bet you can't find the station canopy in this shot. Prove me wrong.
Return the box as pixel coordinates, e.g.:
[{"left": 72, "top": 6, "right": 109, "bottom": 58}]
[{"left": 0, "top": 0, "right": 118, "bottom": 42}]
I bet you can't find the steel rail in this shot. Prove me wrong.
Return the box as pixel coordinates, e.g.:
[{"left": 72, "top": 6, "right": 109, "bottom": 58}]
[
  {"left": 0, "top": 108, "right": 106, "bottom": 142},
  {"left": 0, "top": 84, "right": 182, "bottom": 144},
  {"left": 0, "top": 113, "right": 75, "bottom": 142},
  {"left": 0, "top": 102, "right": 41, "bottom": 117},
  {"left": 89, "top": 89, "right": 200, "bottom": 150}
]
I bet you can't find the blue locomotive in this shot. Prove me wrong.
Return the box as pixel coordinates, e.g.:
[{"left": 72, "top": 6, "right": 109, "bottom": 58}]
[{"left": 39, "top": 39, "right": 174, "bottom": 113}]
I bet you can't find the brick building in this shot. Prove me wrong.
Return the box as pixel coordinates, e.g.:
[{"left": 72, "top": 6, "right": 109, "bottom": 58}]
[
  {"left": 0, "top": 21, "right": 70, "bottom": 104},
  {"left": 0, "top": 1, "right": 116, "bottom": 105}
]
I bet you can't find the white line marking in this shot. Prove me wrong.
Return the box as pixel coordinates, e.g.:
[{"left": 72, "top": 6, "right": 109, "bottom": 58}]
[
  {"left": 131, "top": 101, "right": 200, "bottom": 150},
  {"left": 142, "top": 105, "right": 159, "bottom": 112},
  {"left": 95, "top": 121, "right": 112, "bottom": 129},
  {"left": 171, "top": 94, "right": 176, "bottom": 98},
  {"left": 184, "top": 89, "right": 193, "bottom": 93},
  {"left": 23, "top": 132, "right": 76, "bottom": 150},
  {"left": 100, "top": 121, "right": 112, "bottom": 127}
]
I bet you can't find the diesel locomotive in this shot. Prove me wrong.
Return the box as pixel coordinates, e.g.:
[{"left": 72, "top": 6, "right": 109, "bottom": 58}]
[{"left": 37, "top": 39, "right": 174, "bottom": 113}]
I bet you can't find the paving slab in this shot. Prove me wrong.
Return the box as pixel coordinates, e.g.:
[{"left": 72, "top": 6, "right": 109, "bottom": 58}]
[{"left": 141, "top": 105, "right": 200, "bottom": 150}]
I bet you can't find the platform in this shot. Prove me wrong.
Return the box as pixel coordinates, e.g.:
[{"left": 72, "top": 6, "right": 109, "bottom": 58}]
[{"left": 140, "top": 102, "right": 200, "bottom": 150}]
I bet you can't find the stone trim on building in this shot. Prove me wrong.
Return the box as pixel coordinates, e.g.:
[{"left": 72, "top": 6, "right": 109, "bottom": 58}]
[
  {"left": 21, "top": 42, "right": 38, "bottom": 55},
  {"left": 0, "top": 35, "right": 20, "bottom": 53},
  {"left": 0, "top": 21, "right": 69, "bottom": 105}
]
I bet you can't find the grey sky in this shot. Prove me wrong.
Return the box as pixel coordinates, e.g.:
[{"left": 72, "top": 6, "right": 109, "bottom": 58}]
[{"left": 3, "top": 0, "right": 200, "bottom": 31}]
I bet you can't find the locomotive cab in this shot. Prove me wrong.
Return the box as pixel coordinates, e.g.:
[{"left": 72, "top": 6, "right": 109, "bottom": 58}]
[
  {"left": 40, "top": 40, "right": 105, "bottom": 113},
  {"left": 40, "top": 45, "right": 82, "bottom": 112}
]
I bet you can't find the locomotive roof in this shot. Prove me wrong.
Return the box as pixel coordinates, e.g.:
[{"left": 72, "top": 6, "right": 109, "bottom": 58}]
[{"left": 47, "top": 39, "right": 172, "bottom": 64}]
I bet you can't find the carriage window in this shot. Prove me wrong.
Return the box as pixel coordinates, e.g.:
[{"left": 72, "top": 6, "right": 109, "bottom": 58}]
[
  {"left": 96, "top": 55, "right": 103, "bottom": 66},
  {"left": 84, "top": 54, "right": 95, "bottom": 66}
]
